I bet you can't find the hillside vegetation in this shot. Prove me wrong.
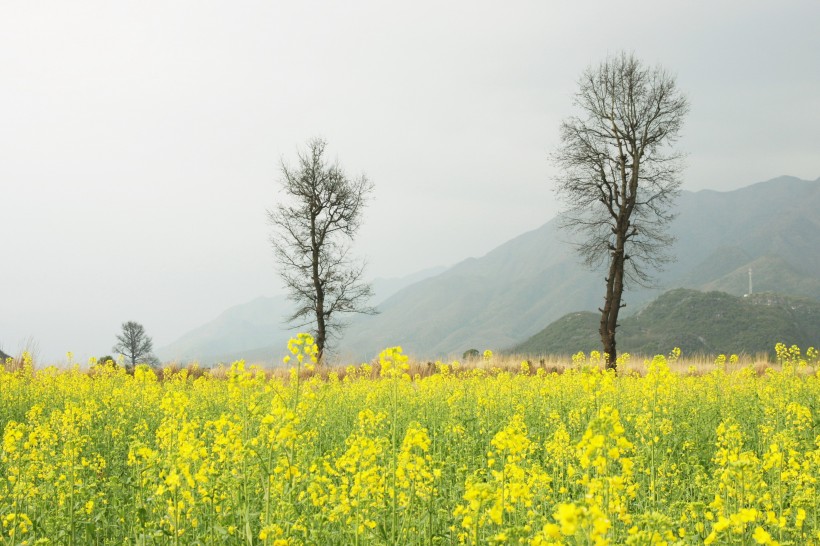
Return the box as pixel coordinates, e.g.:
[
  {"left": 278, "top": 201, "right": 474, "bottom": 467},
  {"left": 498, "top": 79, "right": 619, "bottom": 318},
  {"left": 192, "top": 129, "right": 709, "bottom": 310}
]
[{"left": 513, "top": 288, "right": 820, "bottom": 357}]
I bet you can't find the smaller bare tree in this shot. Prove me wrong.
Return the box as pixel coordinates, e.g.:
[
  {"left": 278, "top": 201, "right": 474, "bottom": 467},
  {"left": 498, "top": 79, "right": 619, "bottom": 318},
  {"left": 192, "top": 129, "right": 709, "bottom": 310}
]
[
  {"left": 113, "top": 321, "right": 157, "bottom": 369},
  {"left": 268, "top": 138, "right": 376, "bottom": 362}
]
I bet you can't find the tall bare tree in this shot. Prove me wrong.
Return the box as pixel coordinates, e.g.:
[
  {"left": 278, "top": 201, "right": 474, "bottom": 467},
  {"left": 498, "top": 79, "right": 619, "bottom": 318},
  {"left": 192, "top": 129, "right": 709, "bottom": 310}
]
[
  {"left": 554, "top": 53, "right": 689, "bottom": 369},
  {"left": 268, "top": 138, "right": 376, "bottom": 362},
  {"left": 113, "top": 321, "right": 157, "bottom": 369}
]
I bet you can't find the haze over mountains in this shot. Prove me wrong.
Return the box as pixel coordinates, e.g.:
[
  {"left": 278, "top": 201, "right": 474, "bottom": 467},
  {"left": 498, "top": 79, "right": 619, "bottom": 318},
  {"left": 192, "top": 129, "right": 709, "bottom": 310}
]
[
  {"left": 157, "top": 267, "right": 446, "bottom": 363},
  {"left": 158, "top": 176, "right": 820, "bottom": 364}
]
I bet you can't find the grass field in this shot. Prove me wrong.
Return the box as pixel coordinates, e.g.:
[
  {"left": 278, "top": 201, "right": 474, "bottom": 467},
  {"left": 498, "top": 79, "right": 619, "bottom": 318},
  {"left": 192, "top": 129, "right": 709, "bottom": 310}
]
[{"left": 2, "top": 339, "right": 819, "bottom": 545}]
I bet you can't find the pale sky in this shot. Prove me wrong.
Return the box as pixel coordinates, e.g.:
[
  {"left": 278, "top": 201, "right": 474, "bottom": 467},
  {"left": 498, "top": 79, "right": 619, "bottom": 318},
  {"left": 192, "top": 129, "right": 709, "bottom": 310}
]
[{"left": 2, "top": 0, "right": 818, "bottom": 362}]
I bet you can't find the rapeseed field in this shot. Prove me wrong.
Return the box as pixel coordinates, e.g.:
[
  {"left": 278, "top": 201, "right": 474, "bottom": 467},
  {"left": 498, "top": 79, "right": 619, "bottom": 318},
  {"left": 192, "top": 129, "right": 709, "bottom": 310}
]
[{"left": 2, "top": 338, "right": 819, "bottom": 545}]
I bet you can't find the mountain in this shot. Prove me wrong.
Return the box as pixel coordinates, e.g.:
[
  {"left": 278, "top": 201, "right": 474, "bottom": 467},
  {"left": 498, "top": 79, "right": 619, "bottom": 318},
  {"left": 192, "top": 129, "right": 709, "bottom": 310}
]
[
  {"left": 156, "top": 266, "right": 446, "bottom": 364},
  {"left": 156, "top": 294, "right": 293, "bottom": 364},
  {"left": 370, "top": 266, "right": 448, "bottom": 303},
  {"left": 511, "top": 289, "right": 820, "bottom": 357},
  {"left": 668, "top": 176, "right": 820, "bottom": 289},
  {"left": 162, "top": 175, "right": 820, "bottom": 363},
  {"left": 334, "top": 176, "right": 820, "bottom": 359},
  {"left": 335, "top": 223, "right": 604, "bottom": 359}
]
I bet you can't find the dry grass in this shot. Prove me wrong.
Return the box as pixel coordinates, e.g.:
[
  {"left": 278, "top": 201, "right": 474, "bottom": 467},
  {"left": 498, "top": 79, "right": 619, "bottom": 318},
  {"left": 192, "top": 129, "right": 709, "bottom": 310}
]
[
  {"left": 1, "top": 336, "right": 42, "bottom": 373},
  {"left": 5, "top": 350, "right": 790, "bottom": 381},
  {"left": 190, "top": 351, "right": 782, "bottom": 383},
  {"left": 1, "top": 356, "right": 25, "bottom": 373}
]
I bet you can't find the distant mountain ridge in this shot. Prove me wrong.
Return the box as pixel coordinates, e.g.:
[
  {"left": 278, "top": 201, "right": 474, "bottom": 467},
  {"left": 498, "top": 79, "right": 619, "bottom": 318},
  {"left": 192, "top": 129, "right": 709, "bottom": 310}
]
[
  {"left": 160, "top": 175, "right": 820, "bottom": 363},
  {"left": 511, "top": 289, "right": 820, "bottom": 357},
  {"left": 156, "top": 266, "right": 446, "bottom": 363},
  {"left": 335, "top": 176, "right": 820, "bottom": 359}
]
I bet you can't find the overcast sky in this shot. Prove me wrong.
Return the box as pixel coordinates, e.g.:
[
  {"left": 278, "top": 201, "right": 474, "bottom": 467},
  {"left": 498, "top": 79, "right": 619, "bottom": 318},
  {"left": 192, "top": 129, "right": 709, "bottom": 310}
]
[{"left": 2, "top": 0, "right": 818, "bottom": 362}]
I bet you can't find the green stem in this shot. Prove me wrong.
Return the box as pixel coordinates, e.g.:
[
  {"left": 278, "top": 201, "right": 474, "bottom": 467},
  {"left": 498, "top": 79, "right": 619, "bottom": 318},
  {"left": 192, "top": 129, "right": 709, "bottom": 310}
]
[{"left": 391, "top": 375, "right": 399, "bottom": 544}]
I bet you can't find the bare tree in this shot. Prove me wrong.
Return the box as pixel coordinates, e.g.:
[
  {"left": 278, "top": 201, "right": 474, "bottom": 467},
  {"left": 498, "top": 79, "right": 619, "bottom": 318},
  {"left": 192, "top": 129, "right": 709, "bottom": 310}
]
[
  {"left": 113, "top": 321, "right": 157, "bottom": 368},
  {"left": 553, "top": 52, "right": 689, "bottom": 369},
  {"left": 268, "top": 138, "right": 376, "bottom": 362}
]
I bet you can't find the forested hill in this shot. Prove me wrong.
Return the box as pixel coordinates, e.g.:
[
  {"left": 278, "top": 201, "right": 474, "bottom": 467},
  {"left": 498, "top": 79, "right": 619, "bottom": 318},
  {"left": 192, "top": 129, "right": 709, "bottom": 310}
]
[{"left": 511, "top": 289, "right": 820, "bottom": 358}]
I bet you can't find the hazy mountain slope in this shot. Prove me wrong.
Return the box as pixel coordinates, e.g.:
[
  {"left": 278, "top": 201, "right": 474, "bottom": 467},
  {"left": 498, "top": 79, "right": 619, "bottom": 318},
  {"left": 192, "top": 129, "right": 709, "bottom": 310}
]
[
  {"left": 667, "top": 176, "right": 820, "bottom": 286},
  {"left": 370, "top": 266, "right": 448, "bottom": 303},
  {"left": 164, "top": 176, "right": 820, "bottom": 364},
  {"left": 698, "top": 255, "right": 820, "bottom": 299},
  {"left": 157, "top": 266, "right": 446, "bottom": 364},
  {"left": 664, "top": 178, "right": 820, "bottom": 302},
  {"left": 337, "top": 176, "right": 820, "bottom": 359},
  {"left": 156, "top": 295, "right": 294, "bottom": 363},
  {"left": 337, "top": 222, "right": 604, "bottom": 359},
  {"left": 512, "top": 289, "right": 820, "bottom": 357}
]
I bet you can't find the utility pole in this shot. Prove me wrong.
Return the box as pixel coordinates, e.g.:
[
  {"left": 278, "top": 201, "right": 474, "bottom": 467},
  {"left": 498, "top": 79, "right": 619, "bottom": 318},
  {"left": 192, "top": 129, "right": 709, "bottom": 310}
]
[{"left": 748, "top": 268, "right": 753, "bottom": 295}]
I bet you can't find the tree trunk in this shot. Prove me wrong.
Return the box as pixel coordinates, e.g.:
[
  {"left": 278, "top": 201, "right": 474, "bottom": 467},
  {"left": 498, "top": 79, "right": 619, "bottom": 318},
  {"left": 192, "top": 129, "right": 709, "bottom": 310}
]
[
  {"left": 312, "top": 266, "right": 326, "bottom": 362},
  {"left": 599, "top": 266, "right": 618, "bottom": 370},
  {"left": 599, "top": 239, "right": 626, "bottom": 371},
  {"left": 315, "top": 308, "right": 326, "bottom": 363},
  {"left": 311, "top": 209, "right": 326, "bottom": 363}
]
